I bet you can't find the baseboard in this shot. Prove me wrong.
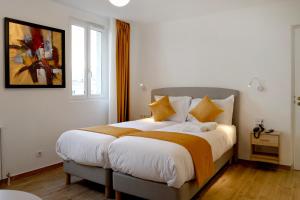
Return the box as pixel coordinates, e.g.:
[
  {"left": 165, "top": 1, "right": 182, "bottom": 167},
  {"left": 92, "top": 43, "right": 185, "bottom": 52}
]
[
  {"left": 0, "top": 159, "right": 292, "bottom": 187},
  {"left": 238, "top": 159, "right": 291, "bottom": 170},
  {"left": 0, "top": 162, "right": 63, "bottom": 186}
]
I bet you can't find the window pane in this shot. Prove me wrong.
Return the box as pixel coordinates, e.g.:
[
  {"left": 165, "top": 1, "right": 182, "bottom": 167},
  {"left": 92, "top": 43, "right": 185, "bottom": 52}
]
[
  {"left": 72, "top": 25, "right": 85, "bottom": 96},
  {"left": 90, "top": 29, "right": 102, "bottom": 95}
]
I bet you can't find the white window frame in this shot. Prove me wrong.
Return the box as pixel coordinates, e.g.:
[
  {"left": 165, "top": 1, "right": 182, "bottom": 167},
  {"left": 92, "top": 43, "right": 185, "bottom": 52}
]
[{"left": 71, "top": 19, "right": 105, "bottom": 100}]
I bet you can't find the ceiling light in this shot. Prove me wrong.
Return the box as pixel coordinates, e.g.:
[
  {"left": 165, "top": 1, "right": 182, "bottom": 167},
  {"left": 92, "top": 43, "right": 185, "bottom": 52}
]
[{"left": 109, "top": 0, "right": 130, "bottom": 7}]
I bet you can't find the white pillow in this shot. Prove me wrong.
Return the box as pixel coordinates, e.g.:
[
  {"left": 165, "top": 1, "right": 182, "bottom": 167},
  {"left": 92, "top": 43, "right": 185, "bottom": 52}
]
[
  {"left": 187, "top": 95, "right": 235, "bottom": 125},
  {"left": 155, "top": 96, "right": 192, "bottom": 123}
]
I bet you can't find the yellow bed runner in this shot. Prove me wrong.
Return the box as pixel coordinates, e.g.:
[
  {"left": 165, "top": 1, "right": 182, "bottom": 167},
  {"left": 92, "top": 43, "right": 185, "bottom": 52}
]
[
  {"left": 80, "top": 125, "right": 141, "bottom": 138},
  {"left": 128, "top": 131, "right": 214, "bottom": 185}
]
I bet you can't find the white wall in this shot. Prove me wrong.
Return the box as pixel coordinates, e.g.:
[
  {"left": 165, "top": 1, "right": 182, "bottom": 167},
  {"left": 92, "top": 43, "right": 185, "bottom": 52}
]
[
  {"left": 131, "top": 0, "right": 300, "bottom": 166},
  {"left": 130, "top": 22, "right": 142, "bottom": 119},
  {"left": 0, "top": 0, "right": 109, "bottom": 177}
]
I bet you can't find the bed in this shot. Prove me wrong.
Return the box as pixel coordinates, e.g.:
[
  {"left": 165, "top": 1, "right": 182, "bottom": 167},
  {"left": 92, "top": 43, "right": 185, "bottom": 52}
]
[
  {"left": 56, "top": 118, "right": 177, "bottom": 198},
  {"left": 110, "top": 87, "right": 239, "bottom": 200}
]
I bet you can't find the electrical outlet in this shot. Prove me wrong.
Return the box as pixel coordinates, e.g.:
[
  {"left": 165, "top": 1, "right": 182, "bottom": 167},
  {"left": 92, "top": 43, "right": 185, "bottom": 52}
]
[
  {"left": 36, "top": 151, "right": 42, "bottom": 158},
  {"left": 255, "top": 119, "right": 264, "bottom": 126},
  {"left": 140, "top": 114, "right": 151, "bottom": 119}
]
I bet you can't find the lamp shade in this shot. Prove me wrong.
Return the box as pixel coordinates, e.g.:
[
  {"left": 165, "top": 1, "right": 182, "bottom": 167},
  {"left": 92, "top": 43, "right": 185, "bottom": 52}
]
[{"left": 109, "top": 0, "right": 130, "bottom": 7}]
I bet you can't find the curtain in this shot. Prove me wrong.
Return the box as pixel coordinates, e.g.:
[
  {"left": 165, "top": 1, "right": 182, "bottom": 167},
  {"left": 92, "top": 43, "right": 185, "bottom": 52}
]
[{"left": 116, "top": 20, "right": 130, "bottom": 122}]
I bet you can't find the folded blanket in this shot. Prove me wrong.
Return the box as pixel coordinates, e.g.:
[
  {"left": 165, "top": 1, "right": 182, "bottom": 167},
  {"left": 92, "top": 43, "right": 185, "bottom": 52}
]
[
  {"left": 172, "top": 122, "right": 217, "bottom": 133},
  {"left": 80, "top": 125, "right": 141, "bottom": 138},
  {"left": 128, "top": 131, "right": 214, "bottom": 185},
  {"left": 196, "top": 122, "right": 218, "bottom": 132}
]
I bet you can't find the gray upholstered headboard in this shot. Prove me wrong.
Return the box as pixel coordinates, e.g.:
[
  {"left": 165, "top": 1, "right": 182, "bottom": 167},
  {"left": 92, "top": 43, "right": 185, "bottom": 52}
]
[{"left": 151, "top": 87, "right": 240, "bottom": 128}]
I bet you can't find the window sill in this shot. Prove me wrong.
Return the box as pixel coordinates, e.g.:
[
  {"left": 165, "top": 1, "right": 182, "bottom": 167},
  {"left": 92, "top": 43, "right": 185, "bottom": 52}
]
[{"left": 70, "top": 96, "right": 108, "bottom": 102}]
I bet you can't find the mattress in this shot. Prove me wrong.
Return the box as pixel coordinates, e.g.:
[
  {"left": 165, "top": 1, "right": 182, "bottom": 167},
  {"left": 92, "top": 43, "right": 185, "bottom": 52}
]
[
  {"left": 56, "top": 118, "right": 177, "bottom": 168},
  {"left": 108, "top": 122, "right": 236, "bottom": 188}
]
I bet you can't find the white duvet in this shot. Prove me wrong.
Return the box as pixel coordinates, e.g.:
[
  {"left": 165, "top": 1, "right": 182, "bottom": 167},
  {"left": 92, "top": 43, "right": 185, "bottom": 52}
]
[
  {"left": 56, "top": 118, "right": 177, "bottom": 168},
  {"left": 108, "top": 122, "right": 236, "bottom": 188}
]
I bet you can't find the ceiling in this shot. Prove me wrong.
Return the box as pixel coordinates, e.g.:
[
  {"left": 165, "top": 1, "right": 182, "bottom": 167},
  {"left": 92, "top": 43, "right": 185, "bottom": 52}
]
[{"left": 52, "top": 0, "right": 284, "bottom": 23}]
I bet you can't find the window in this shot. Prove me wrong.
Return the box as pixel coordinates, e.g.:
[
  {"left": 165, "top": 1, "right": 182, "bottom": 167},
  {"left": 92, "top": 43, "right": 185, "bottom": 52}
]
[
  {"left": 71, "top": 25, "right": 85, "bottom": 96},
  {"left": 71, "top": 21, "right": 103, "bottom": 98},
  {"left": 89, "top": 29, "right": 102, "bottom": 95}
]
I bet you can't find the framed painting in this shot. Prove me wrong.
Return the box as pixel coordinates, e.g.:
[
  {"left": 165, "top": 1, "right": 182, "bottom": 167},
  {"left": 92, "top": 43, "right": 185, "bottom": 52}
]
[{"left": 4, "top": 18, "right": 65, "bottom": 88}]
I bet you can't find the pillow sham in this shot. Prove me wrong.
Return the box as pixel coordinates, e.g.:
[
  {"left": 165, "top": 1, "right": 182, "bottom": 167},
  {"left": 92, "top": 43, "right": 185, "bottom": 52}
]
[
  {"left": 187, "top": 95, "right": 235, "bottom": 125},
  {"left": 155, "top": 96, "right": 192, "bottom": 123},
  {"left": 189, "top": 96, "right": 223, "bottom": 123},
  {"left": 149, "top": 96, "right": 176, "bottom": 121}
]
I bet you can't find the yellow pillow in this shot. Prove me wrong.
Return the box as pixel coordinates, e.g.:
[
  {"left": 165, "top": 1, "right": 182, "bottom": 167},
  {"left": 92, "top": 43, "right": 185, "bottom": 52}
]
[
  {"left": 149, "top": 96, "right": 176, "bottom": 121},
  {"left": 189, "top": 96, "right": 224, "bottom": 123}
]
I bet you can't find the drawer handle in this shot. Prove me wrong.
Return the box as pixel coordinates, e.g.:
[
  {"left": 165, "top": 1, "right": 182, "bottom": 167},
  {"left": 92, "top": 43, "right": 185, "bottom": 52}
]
[{"left": 259, "top": 139, "right": 270, "bottom": 142}]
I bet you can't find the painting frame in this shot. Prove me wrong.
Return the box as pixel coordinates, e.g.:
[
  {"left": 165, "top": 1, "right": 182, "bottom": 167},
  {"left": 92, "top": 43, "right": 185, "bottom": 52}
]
[{"left": 4, "top": 17, "right": 66, "bottom": 88}]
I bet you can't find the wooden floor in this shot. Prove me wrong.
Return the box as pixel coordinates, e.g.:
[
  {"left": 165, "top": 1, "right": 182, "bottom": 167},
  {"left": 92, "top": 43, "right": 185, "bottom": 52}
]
[{"left": 1, "top": 163, "right": 300, "bottom": 200}]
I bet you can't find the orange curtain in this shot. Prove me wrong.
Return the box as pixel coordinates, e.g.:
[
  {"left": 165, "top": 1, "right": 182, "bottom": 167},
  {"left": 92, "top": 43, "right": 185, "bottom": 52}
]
[{"left": 116, "top": 20, "right": 130, "bottom": 122}]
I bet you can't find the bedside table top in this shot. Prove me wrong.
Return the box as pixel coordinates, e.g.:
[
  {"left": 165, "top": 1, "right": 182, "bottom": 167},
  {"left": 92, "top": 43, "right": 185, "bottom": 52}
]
[
  {"left": 251, "top": 132, "right": 280, "bottom": 147},
  {"left": 251, "top": 131, "right": 280, "bottom": 136}
]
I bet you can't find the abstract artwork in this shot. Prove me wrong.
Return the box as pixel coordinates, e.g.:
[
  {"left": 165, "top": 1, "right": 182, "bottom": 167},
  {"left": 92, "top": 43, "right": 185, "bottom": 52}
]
[{"left": 5, "top": 18, "right": 65, "bottom": 88}]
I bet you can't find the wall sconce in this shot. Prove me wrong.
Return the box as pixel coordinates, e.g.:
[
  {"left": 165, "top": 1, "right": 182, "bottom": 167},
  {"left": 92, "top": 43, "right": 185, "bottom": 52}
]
[
  {"left": 248, "top": 77, "right": 264, "bottom": 92},
  {"left": 139, "top": 83, "right": 146, "bottom": 91}
]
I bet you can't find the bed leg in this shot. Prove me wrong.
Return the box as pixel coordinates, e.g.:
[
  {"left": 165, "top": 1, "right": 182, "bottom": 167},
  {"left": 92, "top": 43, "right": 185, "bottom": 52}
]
[
  {"left": 233, "top": 145, "right": 238, "bottom": 163},
  {"left": 229, "top": 157, "right": 233, "bottom": 165},
  {"left": 115, "top": 191, "right": 122, "bottom": 200},
  {"left": 105, "top": 186, "right": 113, "bottom": 199},
  {"left": 65, "top": 173, "right": 71, "bottom": 185}
]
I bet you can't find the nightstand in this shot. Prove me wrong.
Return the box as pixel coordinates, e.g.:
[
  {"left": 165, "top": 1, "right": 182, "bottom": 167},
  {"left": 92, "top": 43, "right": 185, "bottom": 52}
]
[{"left": 250, "top": 132, "right": 280, "bottom": 164}]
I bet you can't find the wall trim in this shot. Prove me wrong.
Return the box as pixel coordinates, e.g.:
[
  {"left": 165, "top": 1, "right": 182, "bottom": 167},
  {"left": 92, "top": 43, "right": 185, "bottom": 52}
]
[
  {"left": 0, "top": 162, "right": 63, "bottom": 186},
  {"left": 0, "top": 160, "right": 292, "bottom": 187},
  {"left": 238, "top": 159, "right": 291, "bottom": 170}
]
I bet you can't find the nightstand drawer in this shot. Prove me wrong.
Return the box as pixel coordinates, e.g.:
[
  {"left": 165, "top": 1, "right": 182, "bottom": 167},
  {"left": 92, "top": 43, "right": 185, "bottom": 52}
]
[{"left": 251, "top": 134, "right": 279, "bottom": 147}]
